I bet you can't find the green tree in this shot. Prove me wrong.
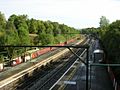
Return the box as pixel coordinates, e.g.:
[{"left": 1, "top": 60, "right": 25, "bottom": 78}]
[
  {"left": 99, "top": 16, "right": 110, "bottom": 39},
  {"left": 52, "top": 22, "right": 61, "bottom": 36},
  {"left": 5, "top": 21, "right": 20, "bottom": 60},
  {"left": 9, "top": 14, "right": 28, "bottom": 30},
  {"left": 54, "top": 34, "right": 65, "bottom": 44},
  {"left": 101, "top": 20, "right": 120, "bottom": 82},
  {"left": 44, "top": 21, "right": 53, "bottom": 34},
  {"left": 0, "top": 12, "right": 6, "bottom": 29},
  {"left": 28, "top": 18, "right": 38, "bottom": 34},
  {"left": 102, "top": 20, "right": 120, "bottom": 62},
  {"left": 8, "top": 14, "right": 17, "bottom": 24},
  {"left": 37, "top": 21, "right": 46, "bottom": 34},
  {"left": 99, "top": 16, "right": 109, "bottom": 29},
  {"left": 17, "top": 21, "right": 30, "bottom": 45},
  {"left": 8, "top": 14, "right": 30, "bottom": 45},
  {"left": 0, "top": 12, "right": 6, "bottom": 45},
  {"left": 0, "top": 28, "right": 5, "bottom": 45},
  {"left": 38, "top": 33, "right": 54, "bottom": 45},
  {"left": 6, "top": 21, "right": 19, "bottom": 45}
]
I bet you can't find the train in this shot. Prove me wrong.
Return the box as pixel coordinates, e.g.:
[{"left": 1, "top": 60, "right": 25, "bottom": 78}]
[
  {"left": 93, "top": 40, "right": 105, "bottom": 63},
  {"left": 93, "top": 49, "right": 104, "bottom": 63},
  {"left": 0, "top": 38, "right": 76, "bottom": 71}
]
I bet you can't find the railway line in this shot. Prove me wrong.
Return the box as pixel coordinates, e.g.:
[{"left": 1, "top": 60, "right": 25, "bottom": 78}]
[
  {"left": 16, "top": 41, "right": 88, "bottom": 90},
  {"left": 52, "top": 38, "right": 114, "bottom": 90},
  {"left": 17, "top": 48, "right": 86, "bottom": 90},
  {"left": 0, "top": 38, "right": 89, "bottom": 90},
  {"left": 50, "top": 47, "right": 87, "bottom": 90},
  {"left": 16, "top": 52, "right": 73, "bottom": 90},
  {"left": 37, "top": 48, "right": 85, "bottom": 90}
]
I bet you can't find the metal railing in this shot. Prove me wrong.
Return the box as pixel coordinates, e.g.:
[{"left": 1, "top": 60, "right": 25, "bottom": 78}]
[{"left": 90, "top": 63, "right": 120, "bottom": 90}]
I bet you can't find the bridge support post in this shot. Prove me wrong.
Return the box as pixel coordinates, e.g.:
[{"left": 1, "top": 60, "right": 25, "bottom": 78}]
[{"left": 86, "top": 47, "right": 89, "bottom": 90}]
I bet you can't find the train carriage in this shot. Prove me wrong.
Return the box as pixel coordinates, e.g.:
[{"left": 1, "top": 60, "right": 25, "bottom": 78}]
[{"left": 93, "top": 49, "right": 104, "bottom": 63}]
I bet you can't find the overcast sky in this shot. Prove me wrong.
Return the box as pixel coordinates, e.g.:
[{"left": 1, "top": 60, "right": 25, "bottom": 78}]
[{"left": 0, "top": 0, "right": 120, "bottom": 28}]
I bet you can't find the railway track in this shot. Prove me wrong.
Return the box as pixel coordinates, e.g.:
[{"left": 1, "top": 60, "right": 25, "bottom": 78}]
[
  {"left": 16, "top": 39, "right": 89, "bottom": 90},
  {"left": 16, "top": 47, "right": 85, "bottom": 90},
  {"left": 38, "top": 48, "right": 85, "bottom": 90},
  {"left": 0, "top": 38, "right": 89, "bottom": 90},
  {"left": 16, "top": 52, "right": 73, "bottom": 90}
]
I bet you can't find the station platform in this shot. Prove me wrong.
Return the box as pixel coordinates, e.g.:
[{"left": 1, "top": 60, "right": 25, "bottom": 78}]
[
  {"left": 53, "top": 39, "right": 114, "bottom": 90},
  {"left": 0, "top": 39, "right": 84, "bottom": 89}
]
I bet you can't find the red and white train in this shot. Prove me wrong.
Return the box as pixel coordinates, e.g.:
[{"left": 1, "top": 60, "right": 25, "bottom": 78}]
[{"left": 0, "top": 38, "right": 76, "bottom": 71}]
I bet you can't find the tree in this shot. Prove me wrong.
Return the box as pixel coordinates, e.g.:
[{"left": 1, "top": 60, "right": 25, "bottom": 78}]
[
  {"left": 102, "top": 20, "right": 120, "bottom": 61},
  {"left": 38, "top": 33, "right": 54, "bottom": 45},
  {"left": 17, "top": 21, "right": 30, "bottom": 45},
  {"left": 0, "top": 12, "right": 6, "bottom": 45},
  {"left": 99, "top": 16, "right": 109, "bottom": 29},
  {"left": 8, "top": 14, "right": 17, "bottom": 24},
  {"left": 5, "top": 21, "right": 20, "bottom": 60},
  {"left": 0, "top": 28, "right": 5, "bottom": 45},
  {"left": 101, "top": 20, "right": 120, "bottom": 83},
  {"left": 52, "top": 22, "right": 61, "bottom": 36},
  {"left": 0, "top": 12, "right": 6, "bottom": 29},
  {"left": 8, "top": 14, "right": 28, "bottom": 30},
  {"left": 37, "top": 21, "right": 46, "bottom": 34},
  {"left": 8, "top": 14, "right": 30, "bottom": 45},
  {"left": 0, "top": 12, "right": 80, "bottom": 61},
  {"left": 28, "top": 18, "right": 38, "bottom": 34},
  {"left": 5, "top": 21, "right": 19, "bottom": 45},
  {"left": 54, "top": 34, "right": 65, "bottom": 44},
  {"left": 44, "top": 21, "right": 53, "bottom": 34},
  {"left": 99, "top": 16, "right": 110, "bottom": 39}
]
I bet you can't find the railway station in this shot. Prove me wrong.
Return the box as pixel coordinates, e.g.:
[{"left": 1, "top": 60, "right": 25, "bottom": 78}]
[
  {"left": 50, "top": 39, "right": 115, "bottom": 90},
  {"left": 0, "top": 37, "right": 117, "bottom": 90},
  {"left": 0, "top": 0, "right": 120, "bottom": 90}
]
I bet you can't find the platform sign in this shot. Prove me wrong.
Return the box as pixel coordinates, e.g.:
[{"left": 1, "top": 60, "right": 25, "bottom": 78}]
[{"left": 64, "top": 81, "right": 76, "bottom": 85}]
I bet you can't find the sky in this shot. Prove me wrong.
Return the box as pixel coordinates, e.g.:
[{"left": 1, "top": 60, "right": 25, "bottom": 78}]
[{"left": 0, "top": 0, "right": 120, "bottom": 29}]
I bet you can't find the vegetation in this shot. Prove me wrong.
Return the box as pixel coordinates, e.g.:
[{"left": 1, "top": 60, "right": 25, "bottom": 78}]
[
  {"left": 0, "top": 11, "right": 120, "bottom": 83},
  {"left": 97, "top": 16, "right": 120, "bottom": 64},
  {"left": 81, "top": 16, "right": 120, "bottom": 83},
  {"left": 0, "top": 12, "right": 79, "bottom": 61},
  {"left": 100, "top": 20, "right": 120, "bottom": 83},
  {"left": 81, "top": 16, "right": 120, "bottom": 64}
]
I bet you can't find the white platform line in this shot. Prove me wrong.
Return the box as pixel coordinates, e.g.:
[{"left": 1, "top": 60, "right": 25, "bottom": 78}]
[{"left": 49, "top": 49, "right": 87, "bottom": 90}]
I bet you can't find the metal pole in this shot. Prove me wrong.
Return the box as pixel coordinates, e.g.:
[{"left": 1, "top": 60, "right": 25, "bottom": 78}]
[
  {"left": 90, "top": 65, "right": 92, "bottom": 90},
  {"left": 86, "top": 48, "right": 89, "bottom": 90}
]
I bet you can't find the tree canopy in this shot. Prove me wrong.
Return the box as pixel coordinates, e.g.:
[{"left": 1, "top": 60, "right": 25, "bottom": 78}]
[
  {"left": 0, "top": 12, "right": 80, "bottom": 60},
  {"left": 99, "top": 16, "right": 109, "bottom": 30}
]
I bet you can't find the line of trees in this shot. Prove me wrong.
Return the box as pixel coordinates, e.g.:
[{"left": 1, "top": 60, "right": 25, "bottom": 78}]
[
  {"left": 81, "top": 16, "right": 120, "bottom": 84},
  {"left": 0, "top": 12, "right": 80, "bottom": 62},
  {"left": 99, "top": 16, "right": 120, "bottom": 64},
  {"left": 99, "top": 17, "right": 120, "bottom": 83},
  {"left": 81, "top": 16, "right": 120, "bottom": 64}
]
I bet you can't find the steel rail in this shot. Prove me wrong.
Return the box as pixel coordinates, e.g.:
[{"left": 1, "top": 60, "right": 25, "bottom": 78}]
[
  {"left": 37, "top": 48, "right": 84, "bottom": 90},
  {"left": 49, "top": 49, "right": 87, "bottom": 90}
]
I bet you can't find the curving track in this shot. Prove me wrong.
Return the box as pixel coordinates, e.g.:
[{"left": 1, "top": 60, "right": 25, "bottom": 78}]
[
  {"left": 0, "top": 38, "right": 88, "bottom": 90},
  {"left": 17, "top": 48, "right": 87, "bottom": 90}
]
